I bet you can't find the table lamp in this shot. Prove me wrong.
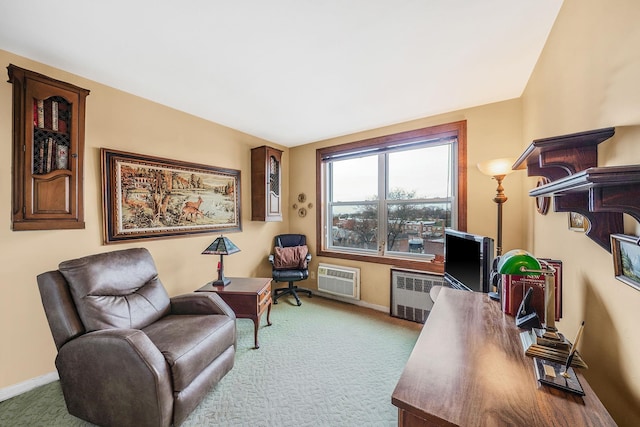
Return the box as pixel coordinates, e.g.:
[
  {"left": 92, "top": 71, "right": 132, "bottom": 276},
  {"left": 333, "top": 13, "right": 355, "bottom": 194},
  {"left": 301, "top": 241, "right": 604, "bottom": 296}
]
[
  {"left": 497, "top": 249, "right": 543, "bottom": 329},
  {"left": 498, "top": 249, "right": 560, "bottom": 339},
  {"left": 202, "top": 235, "right": 240, "bottom": 286},
  {"left": 499, "top": 249, "right": 588, "bottom": 392},
  {"left": 498, "top": 249, "right": 586, "bottom": 368}
]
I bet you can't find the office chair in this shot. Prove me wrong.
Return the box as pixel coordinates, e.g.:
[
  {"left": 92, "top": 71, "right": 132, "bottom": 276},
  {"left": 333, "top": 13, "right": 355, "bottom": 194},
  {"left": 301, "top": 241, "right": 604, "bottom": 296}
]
[{"left": 269, "top": 234, "right": 312, "bottom": 306}]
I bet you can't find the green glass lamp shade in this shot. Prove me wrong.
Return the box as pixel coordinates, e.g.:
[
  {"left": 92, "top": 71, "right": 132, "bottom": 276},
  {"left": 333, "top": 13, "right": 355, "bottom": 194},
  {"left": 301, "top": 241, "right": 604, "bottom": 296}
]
[{"left": 498, "top": 249, "right": 541, "bottom": 275}]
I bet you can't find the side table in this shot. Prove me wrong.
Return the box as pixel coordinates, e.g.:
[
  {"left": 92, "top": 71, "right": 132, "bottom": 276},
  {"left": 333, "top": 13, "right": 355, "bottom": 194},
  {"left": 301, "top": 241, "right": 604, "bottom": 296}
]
[{"left": 196, "top": 277, "right": 272, "bottom": 349}]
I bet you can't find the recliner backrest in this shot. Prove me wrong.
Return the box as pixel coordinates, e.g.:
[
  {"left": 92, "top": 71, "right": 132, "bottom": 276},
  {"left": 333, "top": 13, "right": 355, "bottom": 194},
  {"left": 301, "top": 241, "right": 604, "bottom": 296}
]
[{"left": 58, "top": 248, "right": 171, "bottom": 331}]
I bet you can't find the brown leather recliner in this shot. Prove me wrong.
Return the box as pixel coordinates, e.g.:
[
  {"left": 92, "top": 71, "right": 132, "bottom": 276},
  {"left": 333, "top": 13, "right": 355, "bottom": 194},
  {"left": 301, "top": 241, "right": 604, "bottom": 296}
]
[{"left": 36, "top": 248, "right": 236, "bottom": 427}]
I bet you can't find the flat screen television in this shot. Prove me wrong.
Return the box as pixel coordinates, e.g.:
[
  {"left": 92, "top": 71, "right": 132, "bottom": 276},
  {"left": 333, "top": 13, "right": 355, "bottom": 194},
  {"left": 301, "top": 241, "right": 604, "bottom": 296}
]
[{"left": 443, "top": 229, "right": 494, "bottom": 293}]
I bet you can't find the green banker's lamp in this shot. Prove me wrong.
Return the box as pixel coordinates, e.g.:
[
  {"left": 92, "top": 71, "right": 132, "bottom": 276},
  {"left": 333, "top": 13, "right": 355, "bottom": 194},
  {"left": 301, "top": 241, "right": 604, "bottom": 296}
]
[
  {"left": 498, "top": 249, "right": 564, "bottom": 343},
  {"left": 499, "top": 250, "right": 588, "bottom": 391}
]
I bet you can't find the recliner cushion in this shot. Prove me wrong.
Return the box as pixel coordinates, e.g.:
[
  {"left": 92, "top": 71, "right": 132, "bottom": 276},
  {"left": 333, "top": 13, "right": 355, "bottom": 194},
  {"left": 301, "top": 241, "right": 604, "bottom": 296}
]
[
  {"left": 59, "top": 248, "right": 171, "bottom": 331},
  {"left": 143, "top": 314, "right": 236, "bottom": 391}
]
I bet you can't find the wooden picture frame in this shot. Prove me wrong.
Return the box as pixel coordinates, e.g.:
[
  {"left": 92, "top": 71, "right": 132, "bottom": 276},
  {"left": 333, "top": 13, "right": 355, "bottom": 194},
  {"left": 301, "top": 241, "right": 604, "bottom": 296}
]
[
  {"left": 101, "top": 148, "right": 241, "bottom": 243},
  {"left": 611, "top": 234, "right": 640, "bottom": 291},
  {"left": 568, "top": 212, "right": 588, "bottom": 231}
]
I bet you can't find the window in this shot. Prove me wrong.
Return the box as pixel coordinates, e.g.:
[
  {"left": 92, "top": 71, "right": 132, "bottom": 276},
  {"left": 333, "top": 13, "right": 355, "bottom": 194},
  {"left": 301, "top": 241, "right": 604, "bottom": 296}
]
[{"left": 316, "top": 121, "right": 467, "bottom": 270}]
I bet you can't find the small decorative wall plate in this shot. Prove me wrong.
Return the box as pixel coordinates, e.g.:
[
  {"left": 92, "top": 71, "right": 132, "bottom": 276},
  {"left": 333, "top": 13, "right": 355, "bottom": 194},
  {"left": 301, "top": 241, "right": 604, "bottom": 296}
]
[
  {"left": 298, "top": 207, "right": 307, "bottom": 217},
  {"left": 297, "top": 193, "right": 306, "bottom": 203}
]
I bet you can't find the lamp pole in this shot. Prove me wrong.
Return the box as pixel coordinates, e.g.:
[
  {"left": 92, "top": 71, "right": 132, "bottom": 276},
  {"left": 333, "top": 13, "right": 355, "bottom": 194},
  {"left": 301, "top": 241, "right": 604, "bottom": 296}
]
[{"left": 493, "top": 174, "right": 508, "bottom": 257}]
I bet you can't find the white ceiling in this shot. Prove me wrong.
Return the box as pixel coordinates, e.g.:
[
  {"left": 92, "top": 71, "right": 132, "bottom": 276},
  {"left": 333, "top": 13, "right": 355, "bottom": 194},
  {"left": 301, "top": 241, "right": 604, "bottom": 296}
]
[{"left": 0, "top": 1, "right": 563, "bottom": 147}]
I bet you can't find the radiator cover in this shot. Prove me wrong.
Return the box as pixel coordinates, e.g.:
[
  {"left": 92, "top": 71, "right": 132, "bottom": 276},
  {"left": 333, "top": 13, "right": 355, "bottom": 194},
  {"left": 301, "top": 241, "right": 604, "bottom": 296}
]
[{"left": 390, "top": 268, "right": 444, "bottom": 323}]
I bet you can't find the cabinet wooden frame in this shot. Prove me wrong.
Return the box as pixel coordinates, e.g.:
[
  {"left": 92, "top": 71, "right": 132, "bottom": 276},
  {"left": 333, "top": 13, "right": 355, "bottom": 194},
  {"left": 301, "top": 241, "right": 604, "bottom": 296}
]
[
  {"left": 101, "top": 149, "right": 241, "bottom": 243},
  {"left": 8, "top": 64, "right": 89, "bottom": 230},
  {"left": 251, "top": 145, "right": 283, "bottom": 221}
]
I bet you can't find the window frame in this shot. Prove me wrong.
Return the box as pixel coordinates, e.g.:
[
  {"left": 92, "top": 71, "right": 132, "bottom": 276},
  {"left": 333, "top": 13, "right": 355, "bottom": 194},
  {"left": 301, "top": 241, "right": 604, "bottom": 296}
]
[{"left": 315, "top": 120, "right": 467, "bottom": 272}]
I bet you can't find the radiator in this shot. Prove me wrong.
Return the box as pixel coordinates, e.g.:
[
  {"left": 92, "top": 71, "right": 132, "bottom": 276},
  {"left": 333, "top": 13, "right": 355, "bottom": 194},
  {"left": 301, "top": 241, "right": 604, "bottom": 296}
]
[
  {"left": 317, "top": 263, "right": 361, "bottom": 300},
  {"left": 390, "top": 269, "right": 444, "bottom": 323}
]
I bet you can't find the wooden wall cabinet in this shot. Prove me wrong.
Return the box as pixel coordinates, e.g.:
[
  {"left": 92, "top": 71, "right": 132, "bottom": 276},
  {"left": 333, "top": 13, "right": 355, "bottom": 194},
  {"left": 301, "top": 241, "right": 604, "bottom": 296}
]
[
  {"left": 513, "top": 127, "right": 640, "bottom": 252},
  {"left": 251, "top": 145, "right": 283, "bottom": 221},
  {"left": 8, "top": 64, "right": 90, "bottom": 230}
]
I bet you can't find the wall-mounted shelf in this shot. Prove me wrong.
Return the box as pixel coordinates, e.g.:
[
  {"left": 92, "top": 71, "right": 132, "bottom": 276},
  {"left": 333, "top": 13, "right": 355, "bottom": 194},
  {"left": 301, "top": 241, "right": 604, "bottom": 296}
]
[
  {"left": 514, "top": 127, "right": 633, "bottom": 252},
  {"left": 513, "top": 127, "right": 615, "bottom": 180}
]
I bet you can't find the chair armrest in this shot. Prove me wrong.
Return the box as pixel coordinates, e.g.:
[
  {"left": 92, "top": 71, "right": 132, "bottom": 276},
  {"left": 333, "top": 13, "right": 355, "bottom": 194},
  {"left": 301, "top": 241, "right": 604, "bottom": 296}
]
[
  {"left": 171, "top": 292, "right": 236, "bottom": 319},
  {"left": 56, "top": 329, "right": 173, "bottom": 426}
]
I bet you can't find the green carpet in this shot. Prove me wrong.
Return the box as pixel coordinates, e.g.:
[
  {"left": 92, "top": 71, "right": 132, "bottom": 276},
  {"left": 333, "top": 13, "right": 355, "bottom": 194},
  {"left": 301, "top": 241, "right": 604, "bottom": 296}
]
[{"left": 0, "top": 295, "right": 421, "bottom": 426}]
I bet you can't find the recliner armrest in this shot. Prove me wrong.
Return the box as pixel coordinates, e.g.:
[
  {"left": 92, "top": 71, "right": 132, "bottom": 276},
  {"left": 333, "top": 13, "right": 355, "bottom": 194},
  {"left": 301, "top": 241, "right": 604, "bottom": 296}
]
[
  {"left": 171, "top": 292, "right": 236, "bottom": 319},
  {"left": 56, "top": 329, "right": 173, "bottom": 426}
]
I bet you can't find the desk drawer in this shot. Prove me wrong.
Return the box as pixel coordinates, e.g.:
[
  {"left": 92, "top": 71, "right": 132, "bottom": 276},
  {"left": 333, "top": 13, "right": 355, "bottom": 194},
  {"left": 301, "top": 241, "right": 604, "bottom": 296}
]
[{"left": 258, "top": 284, "right": 271, "bottom": 312}]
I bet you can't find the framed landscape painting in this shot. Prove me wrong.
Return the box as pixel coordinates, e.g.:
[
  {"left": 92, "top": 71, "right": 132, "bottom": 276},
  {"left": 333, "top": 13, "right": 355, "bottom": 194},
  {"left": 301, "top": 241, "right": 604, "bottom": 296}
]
[
  {"left": 101, "top": 148, "right": 241, "bottom": 243},
  {"left": 611, "top": 234, "right": 640, "bottom": 291}
]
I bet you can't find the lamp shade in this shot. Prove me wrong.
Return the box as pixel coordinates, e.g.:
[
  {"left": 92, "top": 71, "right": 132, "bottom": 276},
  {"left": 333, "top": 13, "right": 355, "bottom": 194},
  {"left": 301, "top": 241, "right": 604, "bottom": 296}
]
[
  {"left": 477, "top": 157, "right": 516, "bottom": 177},
  {"left": 497, "top": 249, "right": 541, "bottom": 275},
  {"left": 202, "top": 236, "right": 241, "bottom": 255}
]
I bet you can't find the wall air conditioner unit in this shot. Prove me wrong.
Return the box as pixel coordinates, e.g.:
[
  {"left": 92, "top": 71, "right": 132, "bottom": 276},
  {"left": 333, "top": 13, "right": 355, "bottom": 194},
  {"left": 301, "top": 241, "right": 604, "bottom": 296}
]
[
  {"left": 317, "top": 263, "right": 360, "bottom": 300},
  {"left": 390, "top": 269, "right": 444, "bottom": 323}
]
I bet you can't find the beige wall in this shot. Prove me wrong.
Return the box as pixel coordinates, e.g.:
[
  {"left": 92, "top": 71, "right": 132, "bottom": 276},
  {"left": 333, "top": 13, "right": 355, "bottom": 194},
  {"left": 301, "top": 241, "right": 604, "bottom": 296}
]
[
  {"left": 521, "top": 0, "right": 640, "bottom": 425},
  {"left": 0, "top": 50, "right": 289, "bottom": 389}
]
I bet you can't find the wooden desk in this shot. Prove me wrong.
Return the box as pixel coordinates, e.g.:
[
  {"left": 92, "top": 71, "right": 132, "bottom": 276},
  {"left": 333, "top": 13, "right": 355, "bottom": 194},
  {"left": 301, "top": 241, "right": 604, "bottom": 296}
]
[
  {"left": 391, "top": 287, "right": 615, "bottom": 426},
  {"left": 196, "top": 277, "right": 272, "bottom": 349}
]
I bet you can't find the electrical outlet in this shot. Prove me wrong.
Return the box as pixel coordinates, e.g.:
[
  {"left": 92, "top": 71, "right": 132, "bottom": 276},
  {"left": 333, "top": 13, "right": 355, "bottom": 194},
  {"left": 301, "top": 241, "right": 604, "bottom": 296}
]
[{"left": 310, "top": 271, "right": 315, "bottom": 279}]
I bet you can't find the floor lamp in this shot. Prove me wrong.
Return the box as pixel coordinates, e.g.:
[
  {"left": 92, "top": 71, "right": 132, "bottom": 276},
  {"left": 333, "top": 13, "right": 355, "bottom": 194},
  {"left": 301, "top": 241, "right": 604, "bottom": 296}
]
[{"left": 477, "top": 157, "right": 515, "bottom": 300}]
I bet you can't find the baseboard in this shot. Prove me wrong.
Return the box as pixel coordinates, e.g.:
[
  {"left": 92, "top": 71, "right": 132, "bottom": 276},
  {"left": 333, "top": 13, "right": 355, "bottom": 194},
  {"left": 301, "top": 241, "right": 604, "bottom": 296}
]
[
  {"left": 0, "top": 371, "right": 59, "bottom": 402},
  {"left": 314, "top": 291, "right": 388, "bottom": 313}
]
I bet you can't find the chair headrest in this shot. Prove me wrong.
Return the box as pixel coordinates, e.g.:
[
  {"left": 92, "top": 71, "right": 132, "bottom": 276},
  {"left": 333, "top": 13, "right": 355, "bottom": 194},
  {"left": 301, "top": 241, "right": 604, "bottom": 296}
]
[{"left": 276, "top": 234, "right": 306, "bottom": 248}]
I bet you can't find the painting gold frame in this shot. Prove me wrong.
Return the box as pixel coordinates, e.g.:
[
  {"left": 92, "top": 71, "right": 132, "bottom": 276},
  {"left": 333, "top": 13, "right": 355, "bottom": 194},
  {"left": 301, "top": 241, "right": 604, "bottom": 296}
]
[{"left": 101, "top": 148, "right": 241, "bottom": 243}]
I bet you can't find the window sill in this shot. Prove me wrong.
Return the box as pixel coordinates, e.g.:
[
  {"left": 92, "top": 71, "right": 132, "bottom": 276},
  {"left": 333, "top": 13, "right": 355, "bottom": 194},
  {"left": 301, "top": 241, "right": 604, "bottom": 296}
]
[{"left": 317, "top": 249, "right": 444, "bottom": 274}]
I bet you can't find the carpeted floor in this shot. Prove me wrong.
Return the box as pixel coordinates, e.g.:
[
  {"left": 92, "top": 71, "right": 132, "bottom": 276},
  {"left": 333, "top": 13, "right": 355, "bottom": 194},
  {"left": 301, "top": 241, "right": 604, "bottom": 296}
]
[{"left": 0, "top": 295, "right": 422, "bottom": 426}]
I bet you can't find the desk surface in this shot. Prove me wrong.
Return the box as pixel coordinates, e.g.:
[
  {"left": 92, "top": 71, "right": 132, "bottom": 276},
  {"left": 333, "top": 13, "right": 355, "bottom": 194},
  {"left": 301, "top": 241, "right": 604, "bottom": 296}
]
[{"left": 391, "top": 287, "right": 615, "bottom": 426}]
